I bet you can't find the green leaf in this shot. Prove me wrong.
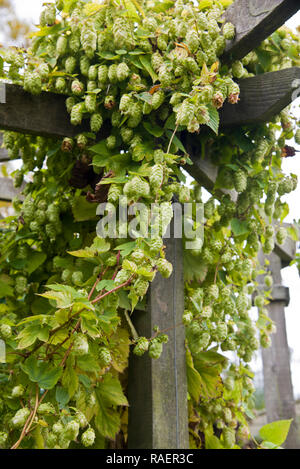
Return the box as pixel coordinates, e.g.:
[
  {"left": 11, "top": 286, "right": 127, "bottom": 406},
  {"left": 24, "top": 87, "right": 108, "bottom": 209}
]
[
  {"left": 151, "top": 0, "right": 174, "bottom": 12},
  {"left": 186, "top": 349, "right": 203, "bottom": 403},
  {"left": 139, "top": 55, "right": 158, "bottom": 82},
  {"left": 67, "top": 248, "right": 97, "bottom": 258},
  {"left": 17, "top": 324, "right": 50, "bottom": 349},
  {"left": 205, "top": 433, "right": 224, "bottom": 449},
  {"left": 20, "top": 356, "right": 62, "bottom": 390},
  {"left": 164, "top": 130, "right": 187, "bottom": 153},
  {"left": 143, "top": 122, "right": 164, "bottom": 137},
  {"left": 94, "top": 374, "right": 128, "bottom": 439},
  {"left": 259, "top": 419, "right": 293, "bottom": 447},
  {"left": 231, "top": 218, "right": 250, "bottom": 237},
  {"left": 114, "top": 241, "right": 136, "bottom": 257},
  {"left": 72, "top": 196, "right": 97, "bottom": 222},
  {"left": 97, "top": 374, "right": 128, "bottom": 407},
  {"left": 0, "top": 274, "right": 14, "bottom": 298},
  {"left": 62, "top": 358, "right": 78, "bottom": 398},
  {"left": 55, "top": 386, "right": 70, "bottom": 407},
  {"left": 40, "top": 284, "right": 94, "bottom": 311},
  {"left": 95, "top": 279, "right": 116, "bottom": 292},
  {"left": 206, "top": 104, "right": 220, "bottom": 135},
  {"left": 76, "top": 354, "right": 100, "bottom": 373},
  {"left": 94, "top": 401, "right": 121, "bottom": 440}
]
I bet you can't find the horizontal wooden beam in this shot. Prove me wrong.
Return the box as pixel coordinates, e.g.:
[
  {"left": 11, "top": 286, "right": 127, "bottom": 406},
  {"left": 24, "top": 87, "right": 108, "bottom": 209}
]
[
  {"left": 222, "top": 0, "right": 300, "bottom": 63},
  {"left": 0, "top": 177, "right": 24, "bottom": 201},
  {"left": 220, "top": 67, "right": 300, "bottom": 127},
  {"left": 0, "top": 84, "right": 90, "bottom": 139},
  {"left": 1, "top": 68, "right": 299, "bottom": 139}
]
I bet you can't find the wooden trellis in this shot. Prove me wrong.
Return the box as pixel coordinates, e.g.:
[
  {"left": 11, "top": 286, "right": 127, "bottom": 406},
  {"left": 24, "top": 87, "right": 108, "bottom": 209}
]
[{"left": 0, "top": 0, "right": 300, "bottom": 449}]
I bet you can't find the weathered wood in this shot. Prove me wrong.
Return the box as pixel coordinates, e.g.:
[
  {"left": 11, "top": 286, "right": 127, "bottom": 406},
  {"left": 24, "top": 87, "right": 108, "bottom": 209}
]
[
  {"left": 0, "top": 134, "right": 10, "bottom": 162},
  {"left": 0, "top": 177, "right": 23, "bottom": 201},
  {"left": 128, "top": 224, "right": 189, "bottom": 449},
  {"left": 258, "top": 251, "right": 300, "bottom": 449},
  {"left": 0, "top": 84, "right": 90, "bottom": 139},
  {"left": 222, "top": 0, "right": 300, "bottom": 63},
  {"left": 220, "top": 67, "right": 300, "bottom": 127},
  {"left": 1, "top": 67, "right": 299, "bottom": 139}
]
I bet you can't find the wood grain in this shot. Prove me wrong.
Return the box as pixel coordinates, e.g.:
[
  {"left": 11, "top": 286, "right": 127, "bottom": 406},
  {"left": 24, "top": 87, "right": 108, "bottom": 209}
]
[
  {"left": 128, "top": 223, "right": 189, "bottom": 449},
  {"left": 0, "top": 84, "right": 89, "bottom": 138},
  {"left": 220, "top": 67, "right": 300, "bottom": 127},
  {"left": 223, "top": 0, "right": 300, "bottom": 62},
  {"left": 0, "top": 177, "right": 24, "bottom": 201}
]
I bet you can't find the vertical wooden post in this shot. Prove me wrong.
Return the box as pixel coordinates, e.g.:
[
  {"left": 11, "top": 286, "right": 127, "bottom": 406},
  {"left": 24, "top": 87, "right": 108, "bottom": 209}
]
[
  {"left": 127, "top": 222, "right": 189, "bottom": 449},
  {"left": 259, "top": 252, "right": 299, "bottom": 449}
]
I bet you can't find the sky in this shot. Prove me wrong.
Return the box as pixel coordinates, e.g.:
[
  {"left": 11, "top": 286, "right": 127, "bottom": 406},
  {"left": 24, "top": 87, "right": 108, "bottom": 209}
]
[{"left": 3, "top": 1, "right": 300, "bottom": 398}]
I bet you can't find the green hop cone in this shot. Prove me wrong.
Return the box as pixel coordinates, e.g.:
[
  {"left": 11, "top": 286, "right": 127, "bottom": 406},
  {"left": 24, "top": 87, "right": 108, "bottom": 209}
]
[
  {"left": 133, "top": 337, "right": 149, "bottom": 357},
  {"left": 11, "top": 385, "right": 25, "bottom": 398},
  {"left": 254, "top": 295, "right": 265, "bottom": 309},
  {"left": 90, "top": 113, "right": 103, "bottom": 133},
  {"left": 65, "top": 420, "right": 80, "bottom": 440},
  {"left": 149, "top": 164, "right": 164, "bottom": 191},
  {"left": 81, "top": 428, "right": 96, "bottom": 447},
  {"left": 37, "top": 402, "right": 56, "bottom": 415},
  {"left": 156, "top": 258, "right": 173, "bottom": 279},
  {"left": 0, "top": 324, "right": 12, "bottom": 339},
  {"left": 56, "top": 36, "right": 68, "bottom": 56},
  {"left": 85, "top": 94, "right": 97, "bottom": 113},
  {"left": 99, "top": 347, "right": 112, "bottom": 367},
  {"left": 52, "top": 422, "right": 64, "bottom": 435},
  {"left": 233, "top": 169, "right": 247, "bottom": 193},
  {"left": 46, "top": 432, "right": 57, "bottom": 449},
  {"left": 264, "top": 275, "right": 273, "bottom": 288},
  {"left": 182, "top": 311, "right": 193, "bottom": 325},
  {"left": 116, "top": 62, "right": 130, "bottom": 81},
  {"left": 133, "top": 278, "right": 149, "bottom": 298},
  {"left": 73, "top": 334, "right": 89, "bottom": 356},
  {"left": 276, "top": 227, "right": 287, "bottom": 245},
  {"left": 0, "top": 432, "right": 8, "bottom": 447},
  {"left": 148, "top": 340, "right": 163, "bottom": 359},
  {"left": 11, "top": 407, "right": 30, "bottom": 428},
  {"left": 223, "top": 22, "right": 235, "bottom": 40},
  {"left": 222, "top": 427, "right": 236, "bottom": 449}
]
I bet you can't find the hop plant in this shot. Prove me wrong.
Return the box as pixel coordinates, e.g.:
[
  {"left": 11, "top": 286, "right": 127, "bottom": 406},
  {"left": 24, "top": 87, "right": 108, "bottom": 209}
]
[
  {"left": 81, "top": 428, "right": 95, "bottom": 447},
  {"left": 148, "top": 340, "right": 163, "bottom": 359},
  {"left": 133, "top": 337, "right": 149, "bottom": 356},
  {"left": 156, "top": 258, "right": 173, "bottom": 279},
  {"left": 73, "top": 334, "right": 89, "bottom": 356},
  {"left": 11, "top": 385, "right": 25, "bottom": 398},
  {"left": 99, "top": 347, "right": 112, "bottom": 367},
  {"left": 11, "top": 408, "right": 30, "bottom": 428},
  {"left": 233, "top": 169, "right": 247, "bottom": 193},
  {"left": 90, "top": 113, "right": 103, "bottom": 133},
  {"left": 276, "top": 227, "right": 287, "bottom": 245},
  {"left": 223, "top": 22, "right": 235, "bottom": 40}
]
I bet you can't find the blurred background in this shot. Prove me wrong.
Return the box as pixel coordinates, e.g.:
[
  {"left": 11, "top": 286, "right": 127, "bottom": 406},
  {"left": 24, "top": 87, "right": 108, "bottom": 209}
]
[{"left": 0, "top": 0, "right": 300, "bottom": 433}]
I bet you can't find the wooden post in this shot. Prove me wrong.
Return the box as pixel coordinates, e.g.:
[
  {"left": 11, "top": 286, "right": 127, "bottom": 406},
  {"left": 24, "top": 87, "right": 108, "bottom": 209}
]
[
  {"left": 128, "top": 223, "right": 189, "bottom": 449},
  {"left": 258, "top": 251, "right": 299, "bottom": 449}
]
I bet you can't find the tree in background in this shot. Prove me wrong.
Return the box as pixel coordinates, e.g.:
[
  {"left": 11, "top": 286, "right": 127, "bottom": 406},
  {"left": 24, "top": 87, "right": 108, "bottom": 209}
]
[{"left": 0, "top": 0, "right": 30, "bottom": 45}]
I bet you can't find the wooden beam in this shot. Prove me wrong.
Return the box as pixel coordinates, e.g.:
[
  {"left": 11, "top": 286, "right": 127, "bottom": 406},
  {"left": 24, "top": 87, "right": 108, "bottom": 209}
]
[
  {"left": 128, "top": 225, "right": 189, "bottom": 449},
  {"left": 0, "top": 177, "right": 23, "bottom": 201},
  {"left": 222, "top": 0, "right": 300, "bottom": 63},
  {"left": 220, "top": 67, "right": 300, "bottom": 127},
  {"left": 0, "top": 84, "right": 90, "bottom": 139},
  {"left": 0, "top": 68, "right": 299, "bottom": 138}
]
